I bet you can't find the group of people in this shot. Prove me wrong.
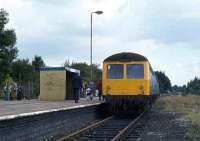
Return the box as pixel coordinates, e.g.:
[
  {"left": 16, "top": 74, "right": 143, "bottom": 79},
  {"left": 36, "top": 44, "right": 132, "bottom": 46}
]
[
  {"left": 85, "top": 80, "right": 102, "bottom": 101},
  {"left": 3, "top": 84, "right": 23, "bottom": 100},
  {"left": 72, "top": 74, "right": 103, "bottom": 103}
]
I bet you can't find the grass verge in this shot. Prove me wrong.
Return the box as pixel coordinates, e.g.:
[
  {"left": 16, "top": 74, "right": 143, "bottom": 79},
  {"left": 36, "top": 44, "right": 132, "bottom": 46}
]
[{"left": 154, "top": 94, "right": 200, "bottom": 140}]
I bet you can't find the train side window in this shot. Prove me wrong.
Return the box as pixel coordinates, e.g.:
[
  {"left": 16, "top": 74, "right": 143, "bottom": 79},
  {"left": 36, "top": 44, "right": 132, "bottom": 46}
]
[
  {"left": 107, "top": 64, "right": 124, "bottom": 79},
  {"left": 126, "top": 64, "right": 144, "bottom": 79}
]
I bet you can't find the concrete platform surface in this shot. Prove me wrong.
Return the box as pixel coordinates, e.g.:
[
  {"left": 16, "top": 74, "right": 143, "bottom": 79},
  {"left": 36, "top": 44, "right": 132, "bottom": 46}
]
[{"left": 0, "top": 97, "right": 102, "bottom": 121}]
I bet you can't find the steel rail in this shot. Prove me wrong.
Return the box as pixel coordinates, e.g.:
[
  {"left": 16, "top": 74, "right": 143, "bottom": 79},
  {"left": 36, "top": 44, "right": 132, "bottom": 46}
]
[
  {"left": 56, "top": 116, "right": 113, "bottom": 141},
  {"left": 111, "top": 111, "right": 145, "bottom": 141},
  {"left": 57, "top": 111, "right": 145, "bottom": 141}
]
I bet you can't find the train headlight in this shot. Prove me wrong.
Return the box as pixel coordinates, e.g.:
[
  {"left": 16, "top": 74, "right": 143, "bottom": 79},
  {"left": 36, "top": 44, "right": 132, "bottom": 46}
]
[
  {"left": 106, "top": 85, "right": 111, "bottom": 95},
  {"left": 139, "top": 85, "right": 144, "bottom": 94}
]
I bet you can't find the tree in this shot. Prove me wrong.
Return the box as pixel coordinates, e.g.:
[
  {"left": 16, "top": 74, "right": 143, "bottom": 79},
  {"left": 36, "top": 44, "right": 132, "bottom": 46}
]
[
  {"left": 64, "top": 59, "right": 71, "bottom": 67},
  {"left": 64, "top": 61, "right": 102, "bottom": 82},
  {"left": 31, "top": 55, "right": 45, "bottom": 97},
  {"left": 155, "top": 71, "right": 172, "bottom": 93},
  {"left": 11, "top": 59, "right": 33, "bottom": 83},
  {"left": 172, "top": 85, "right": 186, "bottom": 94},
  {"left": 11, "top": 56, "right": 45, "bottom": 98},
  {"left": 0, "top": 9, "right": 18, "bottom": 87},
  {"left": 186, "top": 77, "right": 200, "bottom": 95},
  {"left": 70, "top": 62, "right": 91, "bottom": 81},
  {"left": 32, "top": 55, "right": 45, "bottom": 71}
]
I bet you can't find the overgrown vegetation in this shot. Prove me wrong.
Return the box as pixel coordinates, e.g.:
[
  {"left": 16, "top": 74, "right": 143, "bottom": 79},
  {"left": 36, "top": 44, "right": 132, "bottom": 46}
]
[{"left": 155, "top": 95, "right": 200, "bottom": 140}]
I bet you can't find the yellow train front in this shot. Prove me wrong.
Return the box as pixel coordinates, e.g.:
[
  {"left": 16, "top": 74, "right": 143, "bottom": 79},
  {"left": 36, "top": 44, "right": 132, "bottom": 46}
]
[{"left": 102, "top": 52, "right": 159, "bottom": 111}]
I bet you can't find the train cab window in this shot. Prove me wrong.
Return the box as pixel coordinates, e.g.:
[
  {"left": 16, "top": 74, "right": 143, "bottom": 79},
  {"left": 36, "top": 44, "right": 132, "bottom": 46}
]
[
  {"left": 126, "top": 64, "right": 144, "bottom": 79},
  {"left": 107, "top": 64, "right": 124, "bottom": 79}
]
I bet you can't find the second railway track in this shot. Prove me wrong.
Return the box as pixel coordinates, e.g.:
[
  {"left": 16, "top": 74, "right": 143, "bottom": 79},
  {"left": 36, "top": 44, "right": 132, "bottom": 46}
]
[{"left": 57, "top": 110, "right": 146, "bottom": 141}]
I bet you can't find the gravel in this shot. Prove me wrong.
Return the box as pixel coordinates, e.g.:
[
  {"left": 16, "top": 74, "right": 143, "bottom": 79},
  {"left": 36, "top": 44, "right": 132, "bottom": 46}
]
[{"left": 138, "top": 108, "right": 191, "bottom": 141}]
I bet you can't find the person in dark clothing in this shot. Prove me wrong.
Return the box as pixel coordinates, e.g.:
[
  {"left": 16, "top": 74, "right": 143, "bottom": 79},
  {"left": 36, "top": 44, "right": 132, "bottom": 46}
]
[
  {"left": 72, "top": 74, "right": 82, "bottom": 103},
  {"left": 97, "top": 80, "right": 102, "bottom": 101},
  {"left": 17, "top": 85, "right": 23, "bottom": 100}
]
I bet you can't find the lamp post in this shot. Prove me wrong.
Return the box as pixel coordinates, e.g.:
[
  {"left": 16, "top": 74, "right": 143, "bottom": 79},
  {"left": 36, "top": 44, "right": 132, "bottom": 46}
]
[{"left": 90, "top": 10, "right": 103, "bottom": 81}]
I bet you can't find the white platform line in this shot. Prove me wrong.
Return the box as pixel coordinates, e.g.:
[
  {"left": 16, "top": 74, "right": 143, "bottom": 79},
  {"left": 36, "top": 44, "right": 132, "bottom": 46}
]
[{"left": 0, "top": 102, "right": 101, "bottom": 121}]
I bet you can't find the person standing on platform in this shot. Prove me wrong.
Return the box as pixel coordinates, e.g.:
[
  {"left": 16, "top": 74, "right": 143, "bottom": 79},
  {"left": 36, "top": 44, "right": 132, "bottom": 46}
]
[
  {"left": 72, "top": 74, "right": 82, "bottom": 103},
  {"left": 88, "top": 81, "right": 95, "bottom": 101},
  {"left": 17, "top": 85, "right": 23, "bottom": 100},
  {"left": 97, "top": 80, "right": 102, "bottom": 101},
  {"left": 86, "top": 87, "right": 92, "bottom": 101},
  {"left": 3, "top": 84, "right": 11, "bottom": 101}
]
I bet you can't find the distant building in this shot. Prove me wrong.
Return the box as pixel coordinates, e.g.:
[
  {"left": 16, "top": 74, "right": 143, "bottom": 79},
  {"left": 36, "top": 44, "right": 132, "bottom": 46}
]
[{"left": 39, "top": 67, "right": 80, "bottom": 101}]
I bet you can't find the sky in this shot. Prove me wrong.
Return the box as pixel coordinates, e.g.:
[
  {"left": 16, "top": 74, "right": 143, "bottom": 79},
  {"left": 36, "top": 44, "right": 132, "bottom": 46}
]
[{"left": 0, "top": 0, "right": 200, "bottom": 85}]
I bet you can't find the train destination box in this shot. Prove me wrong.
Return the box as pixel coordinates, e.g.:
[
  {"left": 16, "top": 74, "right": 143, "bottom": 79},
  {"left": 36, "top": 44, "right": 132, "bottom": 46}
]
[{"left": 39, "top": 67, "right": 80, "bottom": 101}]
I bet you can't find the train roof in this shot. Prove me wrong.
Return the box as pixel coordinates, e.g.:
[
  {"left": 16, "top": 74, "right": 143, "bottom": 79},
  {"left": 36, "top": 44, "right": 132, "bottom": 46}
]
[{"left": 103, "top": 52, "right": 148, "bottom": 62}]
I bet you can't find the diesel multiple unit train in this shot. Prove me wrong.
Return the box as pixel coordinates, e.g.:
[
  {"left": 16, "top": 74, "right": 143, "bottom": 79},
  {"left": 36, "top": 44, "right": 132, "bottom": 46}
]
[{"left": 102, "top": 52, "right": 159, "bottom": 110}]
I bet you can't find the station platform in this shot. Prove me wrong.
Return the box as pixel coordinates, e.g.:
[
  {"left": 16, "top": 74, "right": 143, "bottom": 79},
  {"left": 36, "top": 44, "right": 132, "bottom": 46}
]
[{"left": 0, "top": 97, "right": 102, "bottom": 121}]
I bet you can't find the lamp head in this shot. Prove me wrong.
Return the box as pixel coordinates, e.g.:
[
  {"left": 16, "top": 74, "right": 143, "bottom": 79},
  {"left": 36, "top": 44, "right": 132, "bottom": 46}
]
[{"left": 94, "top": 11, "right": 103, "bottom": 15}]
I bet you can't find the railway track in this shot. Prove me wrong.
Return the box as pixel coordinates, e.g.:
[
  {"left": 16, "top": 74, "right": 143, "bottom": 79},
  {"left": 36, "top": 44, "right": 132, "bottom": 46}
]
[{"left": 57, "top": 111, "right": 146, "bottom": 141}]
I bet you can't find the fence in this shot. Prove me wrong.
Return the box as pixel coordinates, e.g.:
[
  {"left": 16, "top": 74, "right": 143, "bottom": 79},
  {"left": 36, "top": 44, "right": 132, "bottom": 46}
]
[
  {"left": 21, "top": 81, "right": 35, "bottom": 99},
  {"left": 0, "top": 81, "right": 39, "bottom": 100}
]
